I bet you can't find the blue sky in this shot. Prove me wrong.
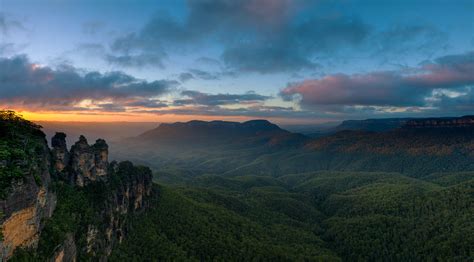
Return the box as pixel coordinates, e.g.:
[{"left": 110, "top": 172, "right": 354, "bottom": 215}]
[{"left": 1, "top": 0, "right": 473, "bottom": 123}]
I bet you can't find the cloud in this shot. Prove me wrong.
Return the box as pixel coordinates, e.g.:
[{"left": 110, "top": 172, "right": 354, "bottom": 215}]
[
  {"left": 179, "top": 72, "right": 194, "bottom": 82},
  {"left": 0, "top": 55, "right": 178, "bottom": 109},
  {"left": 76, "top": 43, "right": 106, "bottom": 55},
  {"left": 106, "top": 0, "right": 371, "bottom": 73},
  {"left": 104, "top": 0, "right": 449, "bottom": 75},
  {"left": 374, "top": 24, "right": 448, "bottom": 58},
  {"left": 178, "top": 69, "right": 225, "bottom": 82},
  {"left": 0, "top": 13, "right": 28, "bottom": 56},
  {"left": 132, "top": 104, "right": 316, "bottom": 119},
  {"left": 0, "top": 13, "right": 25, "bottom": 35},
  {"left": 188, "top": 69, "right": 220, "bottom": 80},
  {"left": 0, "top": 43, "right": 16, "bottom": 55},
  {"left": 429, "top": 87, "right": 474, "bottom": 113},
  {"left": 281, "top": 51, "right": 474, "bottom": 113},
  {"left": 175, "top": 90, "right": 271, "bottom": 106},
  {"left": 105, "top": 52, "right": 166, "bottom": 68},
  {"left": 105, "top": 30, "right": 169, "bottom": 68},
  {"left": 124, "top": 99, "right": 169, "bottom": 108}
]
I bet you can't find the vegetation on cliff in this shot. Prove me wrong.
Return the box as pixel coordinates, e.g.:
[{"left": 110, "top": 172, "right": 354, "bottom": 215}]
[
  {"left": 0, "top": 111, "right": 46, "bottom": 198},
  {"left": 11, "top": 160, "right": 153, "bottom": 261}
]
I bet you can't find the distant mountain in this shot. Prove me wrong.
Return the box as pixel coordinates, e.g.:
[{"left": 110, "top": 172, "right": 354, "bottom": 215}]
[
  {"left": 111, "top": 119, "right": 308, "bottom": 174},
  {"left": 332, "top": 118, "right": 412, "bottom": 132},
  {"left": 136, "top": 119, "right": 308, "bottom": 148},
  {"left": 112, "top": 116, "right": 474, "bottom": 177},
  {"left": 329, "top": 115, "right": 474, "bottom": 133},
  {"left": 306, "top": 123, "right": 474, "bottom": 156},
  {"left": 280, "top": 122, "right": 339, "bottom": 134}
]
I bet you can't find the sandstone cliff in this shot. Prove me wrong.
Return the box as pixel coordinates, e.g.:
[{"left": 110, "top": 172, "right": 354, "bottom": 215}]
[
  {"left": 48, "top": 134, "right": 152, "bottom": 262},
  {"left": 0, "top": 113, "right": 56, "bottom": 259},
  {"left": 0, "top": 114, "right": 153, "bottom": 261}
]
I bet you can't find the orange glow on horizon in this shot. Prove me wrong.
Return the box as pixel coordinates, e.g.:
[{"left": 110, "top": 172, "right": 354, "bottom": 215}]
[
  {"left": 18, "top": 110, "right": 306, "bottom": 124},
  {"left": 19, "top": 111, "right": 251, "bottom": 123},
  {"left": 10, "top": 109, "right": 331, "bottom": 125}
]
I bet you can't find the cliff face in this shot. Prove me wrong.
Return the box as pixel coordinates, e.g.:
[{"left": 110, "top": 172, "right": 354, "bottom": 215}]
[
  {"left": 404, "top": 115, "right": 474, "bottom": 128},
  {"left": 49, "top": 133, "right": 153, "bottom": 261},
  {"left": 56, "top": 134, "right": 109, "bottom": 187},
  {"left": 0, "top": 117, "right": 56, "bottom": 259},
  {"left": 0, "top": 123, "right": 153, "bottom": 261},
  {"left": 77, "top": 161, "right": 153, "bottom": 259}
]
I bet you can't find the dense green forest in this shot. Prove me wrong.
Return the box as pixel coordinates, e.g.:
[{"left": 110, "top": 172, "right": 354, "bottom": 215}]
[
  {"left": 111, "top": 171, "right": 473, "bottom": 261},
  {"left": 2, "top": 112, "right": 473, "bottom": 261}
]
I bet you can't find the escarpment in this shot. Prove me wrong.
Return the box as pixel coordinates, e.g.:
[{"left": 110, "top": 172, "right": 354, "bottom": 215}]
[
  {"left": 0, "top": 113, "right": 56, "bottom": 259},
  {"left": 0, "top": 115, "right": 153, "bottom": 261},
  {"left": 404, "top": 115, "right": 474, "bottom": 128},
  {"left": 47, "top": 133, "right": 152, "bottom": 261}
]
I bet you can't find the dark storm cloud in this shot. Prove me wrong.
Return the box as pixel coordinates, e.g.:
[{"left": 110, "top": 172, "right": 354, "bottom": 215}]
[
  {"left": 0, "top": 55, "right": 178, "bottom": 107},
  {"left": 174, "top": 90, "right": 270, "bottom": 106},
  {"left": 280, "top": 51, "right": 474, "bottom": 112}
]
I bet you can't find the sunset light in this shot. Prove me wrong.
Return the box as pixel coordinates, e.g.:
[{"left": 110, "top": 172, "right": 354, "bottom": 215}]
[{"left": 1, "top": 1, "right": 473, "bottom": 261}]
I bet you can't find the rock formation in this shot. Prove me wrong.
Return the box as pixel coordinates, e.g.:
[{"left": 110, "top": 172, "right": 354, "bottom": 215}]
[
  {"left": 0, "top": 132, "right": 56, "bottom": 259},
  {"left": 51, "top": 132, "right": 69, "bottom": 173},
  {"left": 52, "top": 134, "right": 109, "bottom": 187},
  {"left": 1, "top": 126, "right": 152, "bottom": 261}
]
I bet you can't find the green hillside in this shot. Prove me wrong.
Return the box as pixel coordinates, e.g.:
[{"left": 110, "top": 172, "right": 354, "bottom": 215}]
[{"left": 112, "top": 171, "right": 473, "bottom": 261}]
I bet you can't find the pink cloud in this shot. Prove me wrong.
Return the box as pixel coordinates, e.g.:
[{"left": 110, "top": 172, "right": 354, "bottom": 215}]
[{"left": 281, "top": 51, "right": 474, "bottom": 108}]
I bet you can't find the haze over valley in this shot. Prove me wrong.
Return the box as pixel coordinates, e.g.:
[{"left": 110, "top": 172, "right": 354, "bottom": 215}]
[{"left": 1, "top": 0, "right": 473, "bottom": 261}]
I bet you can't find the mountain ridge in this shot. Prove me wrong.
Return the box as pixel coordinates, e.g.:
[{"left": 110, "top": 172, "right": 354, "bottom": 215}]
[
  {"left": 135, "top": 119, "right": 308, "bottom": 149},
  {"left": 330, "top": 115, "right": 474, "bottom": 133}
]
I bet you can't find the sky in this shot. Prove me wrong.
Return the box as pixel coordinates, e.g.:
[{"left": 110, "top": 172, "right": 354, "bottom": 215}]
[{"left": 0, "top": 0, "right": 473, "bottom": 124}]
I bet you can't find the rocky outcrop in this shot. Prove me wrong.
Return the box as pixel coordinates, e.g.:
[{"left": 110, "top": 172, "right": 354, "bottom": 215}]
[
  {"left": 0, "top": 132, "right": 56, "bottom": 260},
  {"left": 1, "top": 120, "right": 152, "bottom": 261},
  {"left": 51, "top": 132, "right": 69, "bottom": 174},
  {"left": 52, "top": 135, "right": 109, "bottom": 187},
  {"left": 93, "top": 139, "right": 109, "bottom": 178},
  {"left": 49, "top": 137, "right": 151, "bottom": 261},
  {"left": 83, "top": 161, "right": 153, "bottom": 258},
  {"left": 50, "top": 233, "right": 76, "bottom": 262}
]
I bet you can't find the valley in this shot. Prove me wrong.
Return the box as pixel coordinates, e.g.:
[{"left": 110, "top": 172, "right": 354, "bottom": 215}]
[{"left": 1, "top": 111, "right": 473, "bottom": 261}]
